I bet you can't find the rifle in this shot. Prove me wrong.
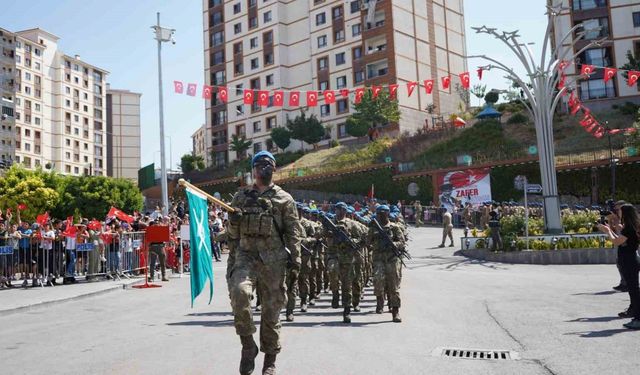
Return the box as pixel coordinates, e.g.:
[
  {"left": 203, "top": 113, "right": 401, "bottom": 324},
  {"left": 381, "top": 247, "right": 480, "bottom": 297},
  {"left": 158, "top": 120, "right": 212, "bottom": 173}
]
[
  {"left": 300, "top": 242, "right": 313, "bottom": 256},
  {"left": 371, "top": 218, "right": 411, "bottom": 267},
  {"left": 320, "top": 214, "right": 358, "bottom": 251}
]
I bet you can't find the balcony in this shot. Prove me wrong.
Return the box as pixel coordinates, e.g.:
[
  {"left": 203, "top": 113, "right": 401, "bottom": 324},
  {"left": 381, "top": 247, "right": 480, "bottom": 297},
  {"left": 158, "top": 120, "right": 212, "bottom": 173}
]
[
  {"left": 365, "top": 36, "right": 387, "bottom": 55},
  {"left": 366, "top": 59, "right": 388, "bottom": 79},
  {"left": 365, "top": 11, "right": 385, "bottom": 30}
]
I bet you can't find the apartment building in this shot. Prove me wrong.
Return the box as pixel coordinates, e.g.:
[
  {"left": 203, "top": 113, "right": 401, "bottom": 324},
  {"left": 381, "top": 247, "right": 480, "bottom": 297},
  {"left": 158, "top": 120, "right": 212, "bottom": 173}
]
[
  {"left": 106, "top": 87, "right": 142, "bottom": 182},
  {"left": 191, "top": 123, "right": 210, "bottom": 164},
  {"left": 0, "top": 27, "right": 108, "bottom": 175},
  {"left": 551, "top": 0, "right": 640, "bottom": 110},
  {"left": 202, "top": 0, "right": 467, "bottom": 166}
]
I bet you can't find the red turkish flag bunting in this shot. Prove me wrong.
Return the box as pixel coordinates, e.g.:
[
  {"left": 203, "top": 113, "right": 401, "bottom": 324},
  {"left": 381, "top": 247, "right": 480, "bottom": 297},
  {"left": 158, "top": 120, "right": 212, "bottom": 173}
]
[
  {"left": 459, "top": 72, "right": 470, "bottom": 89},
  {"left": 608, "top": 128, "right": 623, "bottom": 135},
  {"left": 557, "top": 74, "right": 566, "bottom": 90},
  {"left": 340, "top": 89, "right": 350, "bottom": 98},
  {"left": 424, "top": 80, "right": 434, "bottom": 94},
  {"left": 202, "top": 85, "right": 213, "bottom": 99},
  {"left": 289, "top": 91, "right": 300, "bottom": 106},
  {"left": 187, "top": 83, "right": 197, "bottom": 96},
  {"left": 604, "top": 67, "right": 617, "bottom": 83},
  {"left": 441, "top": 76, "right": 451, "bottom": 90},
  {"left": 372, "top": 85, "right": 382, "bottom": 99},
  {"left": 258, "top": 90, "right": 270, "bottom": 106},
  {"left": 173, "top": 81, "right": 184, "bottom": 94},
  {"left": 388, "top": 84, "right": 398, "bottom": 100},
  {"left": 218, "top": 86, "right": 228, "bottom": 103},
  {"left": 570, "top": 101, "right": 582, "bottom": 115},
  {"left": 627, "top": 71, "right": 640, "bottom": 87},
  {"left": 107, "top": 206, "right": 134, "bottom": 224},
  {"left": 354, "top": 88, "right": 365, "bottom": 103},
  {"left": 580, "top": 64, "right": 595, "bottom": 76},
  {"left": 243, "top": 89, "right": 254, "bottom": 104},
  {"left": 592, "top": 126, "right": 605, "bottom": 138},
  {"left": 477, "top": 67, "right": 484, "bottom": 81},
  {"left": 273, "top": 91, "right": 284, "bottom": 106},
  {"left": 306, "top": 91, "right": 318, "bottom": 106},
  {"left": 558, "top": 60, "right": 570, "bottom": 71},
  {"left": 579, "top": 114, "right": 596, "bottom": 128},
  {"left": 406, "top": 81, "right": 418, "bottom": 97},
  {"left": 323, "top": 90, "right": 336, "bottom": 104}
]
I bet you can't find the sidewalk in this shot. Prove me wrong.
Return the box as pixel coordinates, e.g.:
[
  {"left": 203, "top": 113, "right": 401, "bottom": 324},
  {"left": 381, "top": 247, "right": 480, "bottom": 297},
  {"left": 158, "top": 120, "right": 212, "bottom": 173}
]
[{"left": 0, "top": 276, "right": 145, "bottom": 316}]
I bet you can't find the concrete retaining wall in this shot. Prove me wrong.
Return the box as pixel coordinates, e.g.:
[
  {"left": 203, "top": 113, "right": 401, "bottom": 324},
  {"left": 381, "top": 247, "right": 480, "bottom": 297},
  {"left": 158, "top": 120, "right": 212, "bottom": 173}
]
[{"left": 460, "top": 247, "right": 617, "bottom": 265}]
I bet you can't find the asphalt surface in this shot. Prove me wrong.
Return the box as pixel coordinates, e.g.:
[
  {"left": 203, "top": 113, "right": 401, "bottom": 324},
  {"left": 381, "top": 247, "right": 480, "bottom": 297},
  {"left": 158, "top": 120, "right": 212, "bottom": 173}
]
[{"left": 2, "top": 227, "right": 639, "bottom": 375}]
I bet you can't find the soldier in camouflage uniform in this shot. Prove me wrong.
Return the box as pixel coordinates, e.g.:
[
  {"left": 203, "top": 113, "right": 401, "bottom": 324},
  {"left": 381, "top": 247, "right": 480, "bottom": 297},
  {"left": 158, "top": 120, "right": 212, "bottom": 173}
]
[
  {"left": 367, "top": 205, "right": 406, "bottom": 323},
  {"left": 309, "top": 210, "right": 326, "bottom": 297},
  {"left": 350, "top": 213, "right": 369, "bottom": 312},
  {"left": 226, "top": 151, "right": 303, "bottom": 375},
  {"left": 285, "top": 205, "right": 316, "bottom": 319}
]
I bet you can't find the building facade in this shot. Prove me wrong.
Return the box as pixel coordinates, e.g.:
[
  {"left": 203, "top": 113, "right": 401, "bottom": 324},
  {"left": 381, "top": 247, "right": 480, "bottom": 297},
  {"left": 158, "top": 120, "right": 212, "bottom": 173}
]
[
  {"left": 551, "top": 0, "right": 640, "bottom": 110},
  {"left": 0, "top": 27, "right": 109, "bottom": 175},
  {"left": 191, "top": 123, "right": 210, "bottom": 164},
  {"left": 202, "top": 0, "right": 467, "bottom": 166},
  {"left": 106, "top": 87, "right": 141, "bottom": 182}
]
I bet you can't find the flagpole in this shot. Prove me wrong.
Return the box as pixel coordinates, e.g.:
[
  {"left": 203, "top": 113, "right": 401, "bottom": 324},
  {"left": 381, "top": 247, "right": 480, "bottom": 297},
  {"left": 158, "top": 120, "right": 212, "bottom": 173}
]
[{"left": 178, "top": 179, "right": 236, "bottom": 212}]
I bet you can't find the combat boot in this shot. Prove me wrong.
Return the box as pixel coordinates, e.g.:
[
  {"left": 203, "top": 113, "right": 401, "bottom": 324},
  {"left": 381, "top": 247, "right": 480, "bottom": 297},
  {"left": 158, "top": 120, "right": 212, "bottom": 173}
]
[
  {"left": 391, "top": 307, "right": 402, "bottom": 323},
  {"left": 375, "top": 296, "right": 384, "bottom": 314},
  {"left": 300, "top": 296, "right": 308, "bottom": 312},
  {"left": 331, "top": 291, "right": 340, "bottom": 308},
  {"left": 353, "top": 303, "right": 361, "bottom": 312},
  {"left": 343, "top": 306, "right": 351, "bottom": 323},
  {"left": 262, "top": 353, "right": 277, "bottom": 375},
  {"left": 239, "top": 335, "right": 259, "bottom": 375},
  {"left": 285, "top": 308, "right": 294, "bottom": 322},
  {"left": 308, "top": 294, "right": 316, "bottom": 306}
]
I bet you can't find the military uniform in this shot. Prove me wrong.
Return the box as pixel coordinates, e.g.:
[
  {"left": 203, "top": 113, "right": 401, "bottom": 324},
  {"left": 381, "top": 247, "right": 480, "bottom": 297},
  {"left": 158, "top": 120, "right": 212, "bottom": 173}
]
[
  {"left": 290, "top": 215, "right": 316, "bottom": 315},
  {"left": 350, "top": 220, "right": 369, "bottom": 311}
]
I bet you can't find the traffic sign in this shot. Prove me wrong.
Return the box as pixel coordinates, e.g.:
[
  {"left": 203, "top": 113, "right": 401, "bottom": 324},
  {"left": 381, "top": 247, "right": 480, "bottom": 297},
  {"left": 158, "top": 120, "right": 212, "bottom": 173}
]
[{"left": 526, "top": 184, "right": 543, "bottom": 194}]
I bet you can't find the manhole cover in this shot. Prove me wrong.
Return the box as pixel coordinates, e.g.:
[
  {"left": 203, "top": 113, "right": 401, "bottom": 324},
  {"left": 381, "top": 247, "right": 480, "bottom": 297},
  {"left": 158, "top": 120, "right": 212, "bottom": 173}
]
[{"left": 432, "top": 347, "right": 519, "bottom": 361}]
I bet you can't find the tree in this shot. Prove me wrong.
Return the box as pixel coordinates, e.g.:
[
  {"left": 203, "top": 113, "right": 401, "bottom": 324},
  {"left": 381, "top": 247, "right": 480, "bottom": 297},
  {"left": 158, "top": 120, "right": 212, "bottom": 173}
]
[
  {"left": 286, "top": 111, "right": 325, "bottom": 151},
  {"left": 484, "top": 90, "right": 500, "bottom": 106},
  {"left": 347, "top": 89, "right": 400, "bottom": 140},
  {"left": 470, "top": 84, "right": 487, "bottom": 107},
  {"left": 180, "top": 154, "right": 204, "bottom": 173},
  {"left": 270, "top": 127, "right": 291, "bottom": 151},
  {"left": 620, "top": 50, "right": 640, "bottom": 82},
  {"left": 0, "top": 166, "right": 59, "bottom": 221},
  {"left": 230, "top": 134, "right": 252, "bottom": 159},
  {"left": 345, "top": 116, "right": 369, "bottom": 137}
]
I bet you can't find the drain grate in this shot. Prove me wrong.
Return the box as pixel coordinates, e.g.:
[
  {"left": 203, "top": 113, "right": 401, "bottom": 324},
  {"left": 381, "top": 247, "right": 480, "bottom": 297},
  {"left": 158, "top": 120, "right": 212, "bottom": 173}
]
[{"left": 433, "top": 347, "right": 519, "bottom": 361}]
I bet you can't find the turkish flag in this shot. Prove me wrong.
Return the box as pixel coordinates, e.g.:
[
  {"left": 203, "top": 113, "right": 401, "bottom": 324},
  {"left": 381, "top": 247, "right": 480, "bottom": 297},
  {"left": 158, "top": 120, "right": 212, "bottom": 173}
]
[
  {"left": 62, "top": 216, "right": 77, "bottom": 237},
  {"left": 258, "top": 90, "right": 270, "bottom": 106},
  {"left": 446, "top": 169, "right": 490, "bottom": 190},
  {"left": 453, "top": 117, "right": 466, "bottom": 127},
  {"left": 557, "top": 74, "right": 566, "bottom": 90},
  {"left": 627, "top": 71, "right": 640, "bottom": 87},
  {"left": 568, "top": 91, "right": 577, "bottom": 107},
  {"left": 459, "top": 72, "right": 470, "bottom": 89},
  {"left": 608, "top": 128, "right": 623, "bottom": 135},
  {"left": 580, "top": 64, "right": 595, "bottom": 76},
  {"left": 584, "top": 121, "right": 598, "bottom": 133},
  {"left": 187, "top": 83, "right": 197, "bottom": 96},
  {"left": 570, "top": 100, "right": 582, "bottom": 115},
  {"left": 603, "top": 67, "right": 617, "bottom": 83},
  {"left": 579, "top": 114, "right": 596, "bottom": 128},
  {"left": 388, "top": 84, "right": 398, "bottom": 100},
  {"left": 202, "top": 85, "right": 213, "bottom": 99},
  {"left": 243, "top": 89, "right": 254, "bottom": 104},
  {"left": 424, "top": 79, "right": 434, "bottom": 94},
  {"left": 36, "top": 212, "right": 49, "bottom": 226},
  {"left": 354, "top": 88, "right": 365, "bottom": 104},
  {"left": 372, "top": 85, "right": 382, "bottom": 99},
  {"left": 87, "top": 220, "right": 102, "bottom": 231},
  {"left": 306, "top": 91, "right": 318, "bottom": 107},
  {"left": 323, "top": 90, "right": 336, "bottom": 104},
  {"left": 289, "top": 91, "right": 300, "bottom": 106},
  {"left": 107, "top": 206, "right": 134, "bottom": 224},
  {"left": 17, "top": 203, "right": 27, "bottom": 211},
  {"left": 340, "top": 89, "right": 350, "bottom": 98},
  {"left": 558, "top": 60, "right": 570, "bottom": 71},
  {"left": 173, "top": 81, "right": 184, "bottom": 94},
  {"left": 273, "top": 91, "right": 284, "bottom": 106},
  {"left": 218, "top": 86, "right": 228, "bottom": 103},
  {"left": 441, "top": 76, "right": 451, "bottom": 90},
  {"left": 477, "top": 67, "right": 484, "bottom": 81},
  {"left": 592, "top": 126, "right": 605, "bottom": 138},
  {"left": 407, "top": 81, "right": 418, "bottom": 97}
]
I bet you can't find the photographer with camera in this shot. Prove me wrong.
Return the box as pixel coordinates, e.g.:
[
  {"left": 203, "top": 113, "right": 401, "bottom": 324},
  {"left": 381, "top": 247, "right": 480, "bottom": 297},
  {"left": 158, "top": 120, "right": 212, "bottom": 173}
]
[
  {"left": 605, "top": 200, "right": 628, "bottom": 292},
  {"left": 598, "top": 204, "right": 640, "bottom": 330}
]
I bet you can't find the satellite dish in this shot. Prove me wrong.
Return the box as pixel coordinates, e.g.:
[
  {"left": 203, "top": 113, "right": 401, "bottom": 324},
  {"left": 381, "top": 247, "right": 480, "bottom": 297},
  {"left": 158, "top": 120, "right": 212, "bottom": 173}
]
[{"left": 408, "top": 182, "right": 419, "bottom": 197}]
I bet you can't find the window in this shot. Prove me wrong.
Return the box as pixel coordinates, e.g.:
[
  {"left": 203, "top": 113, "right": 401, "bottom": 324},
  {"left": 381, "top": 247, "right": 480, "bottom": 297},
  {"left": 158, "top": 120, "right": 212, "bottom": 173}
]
[
  {"left": 579, "top": 78, "right": 615, "bottom": 100},
  {"left": 233, "top": 2, "right": 241, "bottom": 13},
  {"left": 266, "top": 116, "right": 276, "bottom": 129},
  {"left": 319, "top": 81, "right": 328, "bottom": 90},
  {"left": 581, "top": 48, "right": 611, "bottom": 67},
  {"left": 211, "top": 11, "right": 223, "bottom": 26},
  {"left": 212, "top": 31, "right": 224, "bottom": 46},
  {"left": 354, "top": 70, "right": 364, "bottom": 84},
  {"left": 35, "top": 62, "right": 40, "bottom": 70},
  {"left": 24, "top": 72, "right": 31, "bottom": 81},
  {"left": 94, "top": 84, "right": 102, "bottom": 94},
  {"left": 336, "top": 75, "right": 347, "bottom": 89},
  {"left": 83, "top": 105, "right": 88, "bottom": 112},
  {"left": 250, "top": 78, "right": 260, "bottom": 89},
  {"left": 266, "top": 74, "right": 274, "bottom": 86},
  {"left": 253, "top": 142, "right": 262, "bottom": 153},
  {"left": 337, "top": 99, "right": 348, "bottom": 113},
  {"left": 233, "top": 42, "right": 243, "bottom": 54},
  {"left": 24, "top": 86, "right": 31, "bottom": 95},
  {"left": 65, "top": 152, "right": 70, "bottom": 160},
  {"left": 316, "top": 13, "right": 326, "bottom": 25},
  {"left": 578, "top": 18, "right": 609, "bottom": 39},
  {"left": 572, "top": 0, "right": 607, "bottom": 11},
  {"left": 74, "top": 167, "right": 79, "bottom": 174},
  {"left": 74, "top": 128, "right": 79, "bottom": 135},
  {"left": 332, "top": 6, "right": 343, "bottom": 19},
  {"left": 334, "top": 30, "right": 345, "bottom": 43},
  {"left": 35, "top": 117, "right": 40, "bottom": 125},
  {"left": 66, "top": 86, "right": 71, "bottom": 94},
  {"left": 250, "top": 37, "right": 259, "bottom": 48},
  {"left": 264, "top": 52, "right": 274, "bottom": 65},
  {"left": 66, "top": 139, "right": 71, "bottom": 146},
  {"left": 350, "top": 0, "right": 359, "bottom": 13},
  {"left": 251, "top": 58, "right": 259, "bottom": 69},
  {"left": 93, "top": 71, "right": 102, "bottom": 81},
  {"left": 212, "top": 50, "right": 224, "bottom": 65},
  {"left": 338, "top": 123, "right": 348, "bottom": 138},
  {"left": 633, "top": 12, "right": 640, "bottom": 28},
  {"left": 25, "top": 129, "right": 31, "bottom": 137},
  {"left": 318, "top": 57, "right": 328, "bottom": 70},
  {"left": 336, "top": 52, "right": 346, "bottom": 65},
  {"left": 352, "top": 23, "right": 361, "bottom": 37},
  {"left": 253, "top": 121, "right": 262, "bottom": 132},
  {"left": 263, "top": 11, "right": 272, "bottom": 23},
  {"left": 235, "top": 63, "right": 244, "bottom": 76},
  {"left": 234, "top": 23, "right": 242, "bottom": 34},
  {"left": 263, "top": 31, "right": 273, "bottom": 44},
  {"left": 213, "top": 70, "right": 226, "bottom": 85},
  {"left": 249, "top": 0, "right": 256, "bottom": 6},
  {"left": 249, "top": 16, "right": 258, "bottom": 29},
  {"left": 317, "top": 35, "right": 327, "bottom": 48},
  {"left": 266, "top": 139, "right": 274, "bottom": 151},
  {"left": 320, "top": 104, "right": 330, "bottom": 117},
  {"left": 25, "top": 143, "right": 31, "bottom": 152}
]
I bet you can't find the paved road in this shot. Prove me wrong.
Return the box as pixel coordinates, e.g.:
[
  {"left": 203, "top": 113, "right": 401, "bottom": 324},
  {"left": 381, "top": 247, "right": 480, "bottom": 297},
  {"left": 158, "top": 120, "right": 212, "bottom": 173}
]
[{"left": 2, "top": 227, "right": 638, "bottom": 375}]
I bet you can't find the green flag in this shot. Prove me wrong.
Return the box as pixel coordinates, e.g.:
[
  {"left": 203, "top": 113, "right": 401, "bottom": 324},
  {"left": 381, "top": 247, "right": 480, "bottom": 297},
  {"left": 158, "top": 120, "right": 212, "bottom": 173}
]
[{"left": 186, "top": 188, "right": 214, "bottom": 307}]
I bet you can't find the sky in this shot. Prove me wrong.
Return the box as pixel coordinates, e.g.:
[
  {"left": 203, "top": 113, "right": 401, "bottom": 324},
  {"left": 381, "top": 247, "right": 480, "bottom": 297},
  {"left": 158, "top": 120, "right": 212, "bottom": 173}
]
[{"left": 2, "top": 0, "right": 548, "bottom": 169}]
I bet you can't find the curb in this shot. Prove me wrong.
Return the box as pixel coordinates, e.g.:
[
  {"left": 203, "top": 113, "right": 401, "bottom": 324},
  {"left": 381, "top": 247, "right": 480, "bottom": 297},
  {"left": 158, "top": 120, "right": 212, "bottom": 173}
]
[
  {"left": 0, "top": 278, "right": 145, "bottom": 317},
  {"left": 459, "top": 247, "right": 617, "bottom": 265}
]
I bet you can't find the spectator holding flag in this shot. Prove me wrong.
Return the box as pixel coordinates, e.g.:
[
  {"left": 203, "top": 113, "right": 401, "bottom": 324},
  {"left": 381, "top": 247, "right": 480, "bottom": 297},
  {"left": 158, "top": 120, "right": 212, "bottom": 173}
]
[{"left": 62, "top": 217, "right": 77, "bottom": 284}]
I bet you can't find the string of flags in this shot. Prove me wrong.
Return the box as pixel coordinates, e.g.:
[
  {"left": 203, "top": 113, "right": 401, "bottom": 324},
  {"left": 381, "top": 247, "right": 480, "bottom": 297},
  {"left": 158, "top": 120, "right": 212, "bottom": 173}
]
[
  {"left": 567, "top": 90, "right": 637, "bottom": 139},
  {"left": 556, "top": 60, "right": 640, "bottom": 90}
]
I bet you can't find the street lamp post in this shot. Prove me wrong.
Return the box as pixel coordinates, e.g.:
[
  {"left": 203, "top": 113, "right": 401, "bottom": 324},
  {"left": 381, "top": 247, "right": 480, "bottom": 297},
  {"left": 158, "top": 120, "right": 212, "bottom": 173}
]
[
  {"left": 151, "top": 13, "right": 175, "bottom": 216},
  {"left": 166, "top": 135, "right": 172, "bottom": 172},
  {"left": 467, "top": 2, "right": 607, "bottom": 233}
]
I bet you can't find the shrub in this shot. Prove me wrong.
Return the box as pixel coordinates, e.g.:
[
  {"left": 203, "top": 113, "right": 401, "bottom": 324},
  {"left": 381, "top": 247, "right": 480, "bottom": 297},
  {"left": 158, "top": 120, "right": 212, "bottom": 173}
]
[
  {"left": 619, "top": 101, "right": 640, "bottom": 115},
  {"left": 507, "top": 112, "right": 529, "bottom": 125}
]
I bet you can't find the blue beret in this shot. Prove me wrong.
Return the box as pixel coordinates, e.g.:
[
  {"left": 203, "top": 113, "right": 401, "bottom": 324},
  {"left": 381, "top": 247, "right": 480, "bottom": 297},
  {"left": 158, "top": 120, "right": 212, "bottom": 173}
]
[
  {"left": 376, "top": 205, "right": 390, "bottom": 212},
  {"left": 335, "top": 202, "right": 348, "bottom": 210},
  {"left": 252, "top": 151, "right": 276, "bottom": 167},
  {"left": 347, "top": 207, "right": 355, "bottom": 214}
]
